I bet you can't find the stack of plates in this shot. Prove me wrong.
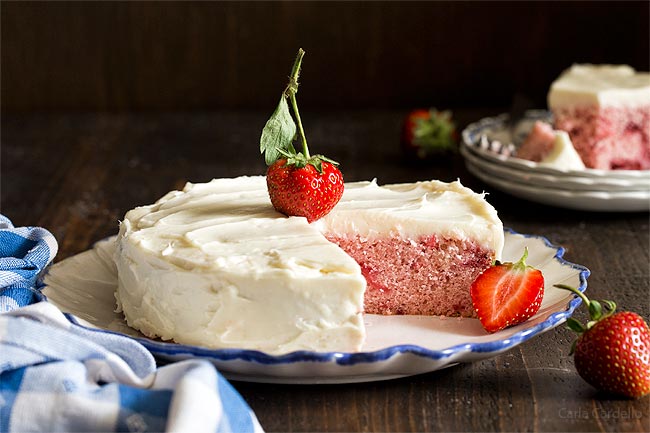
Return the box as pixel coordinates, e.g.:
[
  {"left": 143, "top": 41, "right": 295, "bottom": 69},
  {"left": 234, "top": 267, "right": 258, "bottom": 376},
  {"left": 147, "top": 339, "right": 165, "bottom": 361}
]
[{"left": 460, "top": 110, "right": 650, "bottom": 212}]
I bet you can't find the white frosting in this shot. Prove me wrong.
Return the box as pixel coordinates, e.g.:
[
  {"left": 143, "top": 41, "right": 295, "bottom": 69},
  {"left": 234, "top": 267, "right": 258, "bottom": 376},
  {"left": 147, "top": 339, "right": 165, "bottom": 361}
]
[
  {"left": 539, "top": 131, "right": 586, "bottom": 170},
  {"left": 548, "top": 64, "right": 650, "bottom": 108},
  {"left": 114, "top": 176, "right": 503, "bottom": 354},
  {"left": 315, "top": 179, "right": 503, "bottom": 250}
]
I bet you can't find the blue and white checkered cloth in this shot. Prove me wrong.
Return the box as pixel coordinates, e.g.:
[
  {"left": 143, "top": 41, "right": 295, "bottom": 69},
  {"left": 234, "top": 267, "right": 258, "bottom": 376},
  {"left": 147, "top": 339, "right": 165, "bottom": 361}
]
[{"left": 0, "top": 215, "right": 263, "bottom": 433}]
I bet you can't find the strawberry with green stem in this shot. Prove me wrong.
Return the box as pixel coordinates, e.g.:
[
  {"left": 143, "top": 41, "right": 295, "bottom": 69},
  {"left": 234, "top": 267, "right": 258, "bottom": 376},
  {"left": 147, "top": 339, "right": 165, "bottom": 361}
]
[
  {"left": 556, "top": 284, "right": 650, "bottom": 398},
  {"left": 401, "top": 108, "right": 457, "bottom": 160},
  {"left": 260, "top": 48, "right": 344, "bottom": 223}
]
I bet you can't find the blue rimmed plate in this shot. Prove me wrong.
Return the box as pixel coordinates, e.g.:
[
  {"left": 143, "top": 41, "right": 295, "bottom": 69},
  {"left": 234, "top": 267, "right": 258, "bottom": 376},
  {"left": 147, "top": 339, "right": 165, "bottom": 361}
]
[
  {"left": 461, "top": 109, "right": 650, "bottom": 182},
  {"left": 41, "top": 230, "right": 589, "bottom": 384}
]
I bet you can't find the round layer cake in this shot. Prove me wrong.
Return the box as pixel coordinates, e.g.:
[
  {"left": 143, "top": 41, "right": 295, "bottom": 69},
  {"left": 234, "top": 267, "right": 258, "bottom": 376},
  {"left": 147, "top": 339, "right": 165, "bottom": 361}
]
[{"left": 114, "top": 176, "right": 504, "bottom": 354}]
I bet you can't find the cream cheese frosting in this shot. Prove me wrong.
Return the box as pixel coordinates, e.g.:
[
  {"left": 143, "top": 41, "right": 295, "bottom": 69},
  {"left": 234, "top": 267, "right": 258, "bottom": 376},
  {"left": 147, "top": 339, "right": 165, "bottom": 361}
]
[
  {"left": 548, "top": 64, "right": 650, "bottom": 108},
  {"left": 538, "top": 131, "right": 586, "bottom": 171},
  {"left": 114, "top": 176, "right": 503, "bottom": 354}
]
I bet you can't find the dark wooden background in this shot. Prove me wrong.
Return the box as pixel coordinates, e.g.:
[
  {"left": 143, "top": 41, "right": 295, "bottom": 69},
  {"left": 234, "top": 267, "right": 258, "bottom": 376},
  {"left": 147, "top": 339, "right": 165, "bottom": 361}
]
[
  {"left": 2, "top": 3, "right": 650, "bottom": 432},
  {"left": 2, "top": 1, "right": 649, "bottom": 113},
  {"left": 3, "top": 110, "right": 649, "bottom": 432}
]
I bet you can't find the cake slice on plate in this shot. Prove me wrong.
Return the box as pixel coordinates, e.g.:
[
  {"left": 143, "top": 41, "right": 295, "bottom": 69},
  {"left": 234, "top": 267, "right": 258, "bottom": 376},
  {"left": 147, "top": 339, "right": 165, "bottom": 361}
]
[{"left": 517, "top": 121, "right": 586, "bottom": 170}]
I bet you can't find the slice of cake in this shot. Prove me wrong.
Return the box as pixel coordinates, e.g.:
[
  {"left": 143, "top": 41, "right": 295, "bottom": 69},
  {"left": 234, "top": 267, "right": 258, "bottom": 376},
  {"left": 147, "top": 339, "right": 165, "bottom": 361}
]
[
  {"left": 316, "top": 181, "right": 502, "bottom": 317},
  {"left": 517, "top": 121, "right": 557, "bottom": 162},
  {"left": 548, "top": 64, "right": 650, "bottom": 170},
  {"left": 517, "top": 121, "right": 586, "bottom": 170},
  {"left": 114, "top": 176, "right": 503, "bottom": 354},
  {"left": 539, "top": 131, "right": 586, "bottom": 170}
]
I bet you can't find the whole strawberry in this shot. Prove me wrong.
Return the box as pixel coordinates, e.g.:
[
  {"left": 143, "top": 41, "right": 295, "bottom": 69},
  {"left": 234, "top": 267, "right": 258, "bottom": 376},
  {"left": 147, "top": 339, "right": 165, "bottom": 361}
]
[
  {"left": 401, "top": 108, "right": 457, "bottom": 160},
  {"left": 260, "top": 48, "right": 344, "bottom": 222},
  {"left": 470, "top": 248, "right": 545, "bottom": 333},
  {"left": 557, "top": 284, "right": 650, "bottom": 398},
  {"left": 267, "top": 157, "right": 343, "bottom": 223}
]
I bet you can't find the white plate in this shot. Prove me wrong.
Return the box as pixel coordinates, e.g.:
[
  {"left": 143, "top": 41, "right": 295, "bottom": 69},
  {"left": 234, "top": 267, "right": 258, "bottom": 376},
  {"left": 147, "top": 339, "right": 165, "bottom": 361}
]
[
  {"left": 462, "top": 110, "right": 650, "bottom": 181},
  {"left": 41, "top": 231, "right": 589, "bottom": 384},
  {"left": 460, "top": 143, "right": 650, "bottom": 193},
  {"left": 465, "top": 159, "right": 650, "bottom": 212}
]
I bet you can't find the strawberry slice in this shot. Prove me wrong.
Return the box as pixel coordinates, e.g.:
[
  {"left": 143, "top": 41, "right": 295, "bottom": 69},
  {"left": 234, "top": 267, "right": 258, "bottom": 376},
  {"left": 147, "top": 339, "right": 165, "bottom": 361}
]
[{"left": 470, "top": 248, "right": 545, "bottom": 333}]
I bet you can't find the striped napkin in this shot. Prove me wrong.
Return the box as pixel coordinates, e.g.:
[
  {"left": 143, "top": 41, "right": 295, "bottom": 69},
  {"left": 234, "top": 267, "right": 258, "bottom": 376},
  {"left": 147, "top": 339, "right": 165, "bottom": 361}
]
[{"left": 0, "top": 215, "right": 263, "bottom": 433}]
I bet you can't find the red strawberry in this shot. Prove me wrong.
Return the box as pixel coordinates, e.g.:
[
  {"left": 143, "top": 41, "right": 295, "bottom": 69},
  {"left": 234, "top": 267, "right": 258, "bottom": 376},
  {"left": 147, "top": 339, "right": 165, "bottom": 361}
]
[
  {"left": 401, "top": 108, "right": 458, "bottom": 159},
  {"left": 402, "top": 109, "right": 431, "bottom": 147},
  {"left": 470, "top": 248, "right": 545, "bottom": 333},
  {"left": 556, "top": 284, "right": 650, "bottom": 398},
  {"left": 267, "top": 157, "right": 344, "bottom": 223},
  {"left": 260, "top": 48, "right": 344, "bottom": 222}
]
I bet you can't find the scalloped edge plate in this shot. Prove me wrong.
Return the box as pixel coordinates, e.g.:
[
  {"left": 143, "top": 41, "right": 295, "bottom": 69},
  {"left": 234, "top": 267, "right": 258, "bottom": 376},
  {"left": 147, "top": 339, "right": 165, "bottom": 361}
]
[
  {"left": 460, "top": 142, "right": 650, "bottom": 192},
  {"left": 464, "top": 158, "right": 650, "bottom": 212},
  {"left": 41, "top": 230, "right": 589, "bottom": 384},
  {"left": 462, "top": 110, "right": 650, "bottom": 181}
]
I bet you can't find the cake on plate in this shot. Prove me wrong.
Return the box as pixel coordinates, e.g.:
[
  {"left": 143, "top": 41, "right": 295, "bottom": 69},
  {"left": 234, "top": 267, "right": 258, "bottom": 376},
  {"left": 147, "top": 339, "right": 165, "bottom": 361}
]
[
  {"left": 114, "top": 176, "right": 504, "bottom": 354},
  {"left": 548, "top": 64, "right": 650, "bottom": 170}
]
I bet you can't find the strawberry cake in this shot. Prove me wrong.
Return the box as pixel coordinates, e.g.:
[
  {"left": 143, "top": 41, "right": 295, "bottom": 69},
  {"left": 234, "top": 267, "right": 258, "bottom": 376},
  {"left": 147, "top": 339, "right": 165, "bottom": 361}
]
[
  {"left": 114, "top": 176, "right": 504, "bottom": 354},
  {"left": 548, "top": 64, "right": 650, "bottom": 170},
  {"left": 517, "top": 121, "right": 586, "bottom": 170}
]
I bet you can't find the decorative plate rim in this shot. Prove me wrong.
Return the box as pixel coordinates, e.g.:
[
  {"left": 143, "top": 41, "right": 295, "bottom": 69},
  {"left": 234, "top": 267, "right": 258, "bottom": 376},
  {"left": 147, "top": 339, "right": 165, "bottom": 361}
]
[
  {"left": 38, "top": 228, "right": 590, "bottom": 367},
  {"left": 459, "top": 142, "right": 650, "bottom": 192},
  {"left": 464, "top": 156, "right": 650, "bottom": 200},
  {"left": 461, "top": 110, "right": 650, "bottom": 179}
]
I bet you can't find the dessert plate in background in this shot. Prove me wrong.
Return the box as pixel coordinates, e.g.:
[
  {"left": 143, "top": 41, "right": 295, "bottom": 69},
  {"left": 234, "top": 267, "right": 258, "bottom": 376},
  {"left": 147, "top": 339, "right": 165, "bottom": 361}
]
[
  {"left": 464, "top": 159, "right": 650, "bottom": 212},
  {"left": 462, "top": 110, "right": 650, "bottom": 181},
  {"left": 460, "top": 110, "right": 650, "bottom": 211},
  {"left": 41, "top": 230, "right": 589, "bottom": 384},
  {"left": 460, "top": 143, "right": 650, "bottom": 193}
]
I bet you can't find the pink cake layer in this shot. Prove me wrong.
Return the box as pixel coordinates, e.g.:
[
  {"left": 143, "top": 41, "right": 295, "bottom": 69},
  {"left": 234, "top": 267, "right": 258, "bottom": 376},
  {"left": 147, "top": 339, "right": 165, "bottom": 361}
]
[
  {"left": 326, "top": 234, "right": 495, "bottom": 317},
  {"left": 553, "top": 105, "right": 650, "bottom": 170},
  {"left": 517, "top": 121, "right": 557, "bottom": 162}
]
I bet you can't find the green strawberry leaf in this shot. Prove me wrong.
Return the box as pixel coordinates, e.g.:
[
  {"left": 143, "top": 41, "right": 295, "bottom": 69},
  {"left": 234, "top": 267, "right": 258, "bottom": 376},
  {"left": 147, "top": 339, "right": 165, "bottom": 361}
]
[
  {"left": 260, "top": 96, "right": 296, "bottom": 166},
  {"left": 310, "top": 157, "right": 323, "bottom": 173},
  {"left": 602, "top": 300, "right": 617, "bottom": 317},
  {"left": 260, "top": 49, "right": 340, "bottom": 177},
  {"left": 413, "top": 109, "right": 457, "bottom": 152},
  {"left": 312, "top": 154, "right": 339, "bottom": 166},
  {"left": 588, "top": 300, "right": 603, "bottom": 321},
  {"left": 566, "top": 317, "right": 586, "bottom": 334}
]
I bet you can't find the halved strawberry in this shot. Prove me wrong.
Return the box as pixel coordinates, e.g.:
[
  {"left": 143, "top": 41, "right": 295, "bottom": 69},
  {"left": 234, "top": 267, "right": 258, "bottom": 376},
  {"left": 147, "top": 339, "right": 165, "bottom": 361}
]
[{"left": 470, "top": 248, "right": 545, "bottom": 333}]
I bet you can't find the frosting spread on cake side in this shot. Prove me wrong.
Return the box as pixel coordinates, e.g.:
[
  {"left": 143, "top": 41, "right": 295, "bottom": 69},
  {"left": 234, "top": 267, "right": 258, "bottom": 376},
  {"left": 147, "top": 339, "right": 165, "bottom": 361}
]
[{"left": 114, "top": 176, "right": 504, "bottom": 354}]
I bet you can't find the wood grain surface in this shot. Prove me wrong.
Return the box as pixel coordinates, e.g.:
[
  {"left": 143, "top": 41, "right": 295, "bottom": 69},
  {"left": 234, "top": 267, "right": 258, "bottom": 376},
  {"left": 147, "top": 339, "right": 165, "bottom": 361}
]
[
  {"left": 3, "top": 1, "right": 649, "bottom": 112},
  {"left": 2, "top": 110, "right": 648, "bottom": 432}
]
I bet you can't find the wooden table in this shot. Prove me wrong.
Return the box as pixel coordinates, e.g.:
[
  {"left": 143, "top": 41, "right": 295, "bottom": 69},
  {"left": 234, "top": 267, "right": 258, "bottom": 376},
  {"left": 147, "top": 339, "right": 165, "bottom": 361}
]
[{"left": 2, "top": 110, "right": 649, "bottom": 432}]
